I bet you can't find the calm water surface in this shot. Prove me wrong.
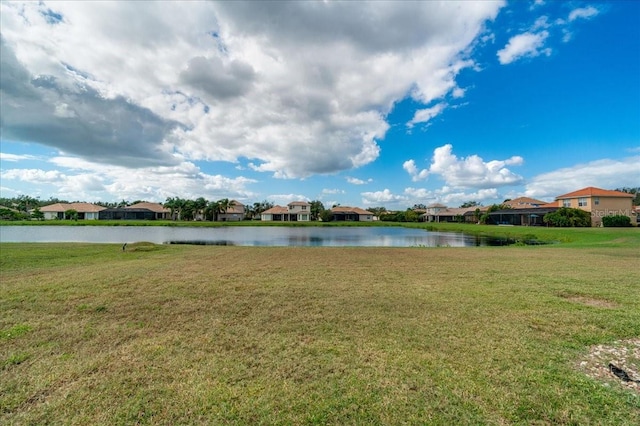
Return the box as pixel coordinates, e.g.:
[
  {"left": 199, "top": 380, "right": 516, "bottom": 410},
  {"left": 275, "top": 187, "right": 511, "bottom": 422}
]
[{"left": 0, "top": 226, "right": 493, "bottom": 247}]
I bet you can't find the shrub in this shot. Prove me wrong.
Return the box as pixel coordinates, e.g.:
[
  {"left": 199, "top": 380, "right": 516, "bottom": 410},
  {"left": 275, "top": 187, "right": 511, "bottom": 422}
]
[
  {"left": 602, "top": 215, "right": 632, "bottom": 227},
  {"left": 543, "top": 208, "right": 591, "bottom": 227}
]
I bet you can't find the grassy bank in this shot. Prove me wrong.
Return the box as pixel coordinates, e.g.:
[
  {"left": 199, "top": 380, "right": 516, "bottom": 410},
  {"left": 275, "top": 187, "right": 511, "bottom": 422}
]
[{"left": 1, "top": 240, "right": 639, "bottom": 424}]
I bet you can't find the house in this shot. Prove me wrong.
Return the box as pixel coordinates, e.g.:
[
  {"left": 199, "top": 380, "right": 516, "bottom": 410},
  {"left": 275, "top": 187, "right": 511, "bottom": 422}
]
[
  {"left": 126, "top": 202, "right": 171, "bottom": 220},
  {"left": 485, "top": 207, "right": 559, "bottom": 226},
  {"left": 217, "top": 200, "right": 245, "bottom": 221},
  {"left": 422, "top": 205, "right": 487, "bottom": 223},
  {"left": 99, "top": 208, "right": 156, "bottom": 220},
  {"left": 261, "top": 201, "right": 311, "bottom": 221},
  {"left": 330, "top": 206, "right": 374, "bottom": 222},
  {"left": 40, "top": 203, "right": 106, "bottom": 220},
  {"left": 555, "top": 187, "right": 634, "bottom": 227}
]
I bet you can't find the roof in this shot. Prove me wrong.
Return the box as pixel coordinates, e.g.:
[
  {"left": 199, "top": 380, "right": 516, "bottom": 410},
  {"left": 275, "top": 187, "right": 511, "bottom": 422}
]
[
  {"left": 556, "top": 187, "right": 634, "bottom": 199},
  {"left": 426, "top": 203, "right": 447, "bottom": 208},
  {"left": 288, "top": 201, "right": 310, "bottom": 206},
  {"left": 504, "top": 197, "right": 547, "bottom": 208},
  {"left": 422, "top": 207, "right": 478, "bottom": 217},
  {"left": 126, "top": 202, "right": 170, "bottom": 213},
  {"left": 40, "top": 202, "right": 106, "bottom": 213},
  {"left": 262, "top": 205, "right": 289, "bottom": 215},
  {"left": 331, "top": 206, "right": 373, "bottom": 215}
]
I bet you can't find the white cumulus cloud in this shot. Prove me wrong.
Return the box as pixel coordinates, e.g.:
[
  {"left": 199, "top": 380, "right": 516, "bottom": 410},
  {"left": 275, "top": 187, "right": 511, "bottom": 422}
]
[
  {"left": 569, "top": 6, "right": 599, "bottom": 22},
  {"left": 525, "top": 156, "right": 640, "bottom": 200},
  {"left": 497, "top": 31, "right": 551, "bottom": 64},
  {"left": 407, "top": 144, "right": 524, "bottom": 189},
  {"left": 0, "top": 1, "right": 505, "bottom": 179}
]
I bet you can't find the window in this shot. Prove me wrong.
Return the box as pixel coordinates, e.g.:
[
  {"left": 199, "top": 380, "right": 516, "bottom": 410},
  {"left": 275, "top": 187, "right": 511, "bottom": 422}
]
[
  {"left": 578, "top": 197, "right": 588, "bottom": 207},
  {"left": 594, "top": 197, "right": 599, "bottom": 206},
  {"left": 302, "top": 206, "right": 307, "bottom": 210},
  {"left": 563, "top": 199, "right": 571, "bottom": 207}
]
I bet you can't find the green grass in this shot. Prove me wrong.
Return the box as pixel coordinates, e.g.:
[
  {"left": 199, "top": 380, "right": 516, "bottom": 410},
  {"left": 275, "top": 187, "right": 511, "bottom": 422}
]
[{"left": 1, "top": 237, "right": 639, "bottom": 424}]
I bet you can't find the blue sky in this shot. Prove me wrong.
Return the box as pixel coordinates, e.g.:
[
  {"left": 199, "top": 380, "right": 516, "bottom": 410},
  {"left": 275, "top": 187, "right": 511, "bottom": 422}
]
[{"left": 1, "top": 1, "right": 638, "bottom": 209}]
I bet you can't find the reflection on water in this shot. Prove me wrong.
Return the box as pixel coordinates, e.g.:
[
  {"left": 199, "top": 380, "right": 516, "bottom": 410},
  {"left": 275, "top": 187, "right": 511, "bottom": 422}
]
[{"left": 0, "top": 225, "right": 537, "bottom": 247}]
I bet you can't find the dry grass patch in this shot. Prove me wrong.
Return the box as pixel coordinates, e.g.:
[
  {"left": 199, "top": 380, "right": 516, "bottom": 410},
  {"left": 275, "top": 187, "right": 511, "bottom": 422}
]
[{"left": 559, "top": 294, "right": 620, "bottom": 309}]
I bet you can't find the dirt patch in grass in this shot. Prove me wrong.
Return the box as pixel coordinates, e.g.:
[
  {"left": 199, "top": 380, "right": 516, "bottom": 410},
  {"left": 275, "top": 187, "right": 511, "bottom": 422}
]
[
  {"left": 577, "top": 338, "right": 640, "bottom": 394},
  {"left": 561, "top": 294, "right": 619, "bottom": 309}
]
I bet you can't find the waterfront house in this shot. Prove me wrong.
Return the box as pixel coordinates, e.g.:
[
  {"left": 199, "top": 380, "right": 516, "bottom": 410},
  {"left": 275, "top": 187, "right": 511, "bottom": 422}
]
[
  {"left": 261, "top": 201, "right": 311, "bottom": 222},
  {"left": 40, "top": 203, "right": 105, "bottom": 220},
  {"left": 554, "top": 187, "right": 634, "bottom": 227}
]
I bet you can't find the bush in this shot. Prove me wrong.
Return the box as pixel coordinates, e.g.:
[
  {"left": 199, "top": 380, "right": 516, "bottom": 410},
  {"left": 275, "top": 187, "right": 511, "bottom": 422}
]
[
  {"left": 543, "top": 208, "right": 591, "bottom": 227},
  {"left": 602, "top": 215, "right": 632, "bottom": 227}
]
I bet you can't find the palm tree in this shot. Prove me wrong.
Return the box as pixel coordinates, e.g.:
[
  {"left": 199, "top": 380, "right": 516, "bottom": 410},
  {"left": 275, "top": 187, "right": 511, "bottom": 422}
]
[
  {"left": 216, "top": 198, "right": 235, "bottom": 221},
  {"left": 164, "top": 197, "right": 178, "bottom": 220},
  {"left": 193, "top": 197, "right": 207, "bottom": 221},
  {"left": 206, "top": 200, "right": 221, "bottom": 221}
]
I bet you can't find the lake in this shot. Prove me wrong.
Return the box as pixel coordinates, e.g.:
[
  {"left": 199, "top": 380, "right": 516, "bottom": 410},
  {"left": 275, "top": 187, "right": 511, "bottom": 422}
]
[{"left": 0, "top": 225, "right": 501, "bottom": 247}]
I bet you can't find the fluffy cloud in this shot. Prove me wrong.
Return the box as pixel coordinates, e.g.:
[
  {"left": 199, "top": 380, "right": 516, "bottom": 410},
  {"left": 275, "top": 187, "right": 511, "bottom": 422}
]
[
  {"left": 346, "top": 177, "right": 372, "bottom": 185},
  {"left": 525, "top": 157, "right": 640, "bottom": 199},
  {"left": 405, "top": 144, "right": 524, "bottom": 189},
  {"left": 403, "top": 187, "right": 501, "bottom": 206},
  {"left": 361, "top": 189, "right": 408, "bottom": 206},
  {"left": 0, "top": 1, "right": 504, "bottom": 179},
  {"left": 568, "top": 6, "right": 599, "bottom": 22},
  {"left": 497, "top": 31, "right": 551, "bottom": 64},
  {"left": 0, "top": 156, "right": 257, "bottom": 202},
  {"left": 402, "top": 160, "right": 429, "bottom": 182}
]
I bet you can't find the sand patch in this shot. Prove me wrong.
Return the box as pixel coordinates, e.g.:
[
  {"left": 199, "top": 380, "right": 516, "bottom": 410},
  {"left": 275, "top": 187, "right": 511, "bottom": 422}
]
[{"left": 576, "top": 338, "right": 640, "bottom": 393}]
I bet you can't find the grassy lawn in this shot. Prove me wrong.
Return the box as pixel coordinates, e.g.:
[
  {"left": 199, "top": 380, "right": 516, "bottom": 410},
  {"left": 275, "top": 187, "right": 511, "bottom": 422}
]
[{"left": 1, "top": 230, "right": 639, "bottom": 424}]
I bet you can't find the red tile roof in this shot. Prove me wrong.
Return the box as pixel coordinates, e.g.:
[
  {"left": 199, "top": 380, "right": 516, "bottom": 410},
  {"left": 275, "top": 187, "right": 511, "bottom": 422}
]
[
  {"left": 262, "top": 205, "right": 289, "bottom": 214},
  {"left": 555, "top": 187, "right": 634, "bottom": 199}
]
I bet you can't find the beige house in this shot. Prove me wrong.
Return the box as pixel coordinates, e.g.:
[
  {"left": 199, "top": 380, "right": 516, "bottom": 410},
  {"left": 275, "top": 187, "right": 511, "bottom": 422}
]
[
  {"left": 261, "top": 201, "right": 310, "bottom": 222},
  {"left": 126, "top": 202, "right": 171, "bottom": 220},
  {"left": 40, "top": 202, "right": 106, "bottom": 220},
  {"left": 555, "top": 187, "right": 634, "bottom": 226}
]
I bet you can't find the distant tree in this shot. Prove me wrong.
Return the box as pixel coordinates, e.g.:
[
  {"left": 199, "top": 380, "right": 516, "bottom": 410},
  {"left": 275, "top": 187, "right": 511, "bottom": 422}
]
[
  {"left": 309, "top": 200, "right": 325, "bottom": 221},
  {"left": 0, "top": 208, "right": 27, "bottom": 221},
  {"left": 181, "top": 200, "right": 196, "bottom": 221},
  {"left": 164, "top": 197, "right": 179, "bottom": 220},
  {"left": 408, "top": 209, "right": 421, "bottom": 222},
  {"left": 193, "top": 197, "right": 208, "bottom": 220},
  {"left": 543, "top": 208, "right": 591, "bottom": 227},
  {"left": 205, "top": 200, "right": 220, "bottom": 221},
  {"left": 616, "top": 187, "right": 640, "bottom": 205},
  {"left": 64, "top": 209, "right": 79, "bottom": 221},
  {"left": 320, "top": 209, "right": 333, "bottom": 222},
  {"left": 460, "top": 201, "right": 480, "bottom": 208},
  {"left": 16, "top": 195, "right": 39, "bottom": 213},
  {"left": 31, "top": 207, "right": 45, "bottom": 221},
  {"left": 368, "top": 206, "right": 387, "bottom": 218},
  {"left": 412, "top": 204, "right": 426, "bottom": 210}
]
